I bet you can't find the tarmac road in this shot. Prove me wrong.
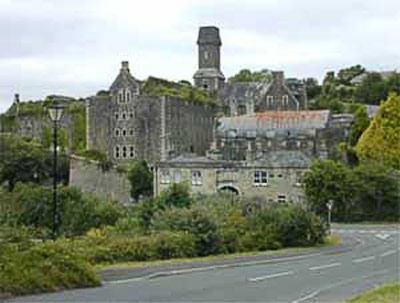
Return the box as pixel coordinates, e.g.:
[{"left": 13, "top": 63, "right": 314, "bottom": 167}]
[{"left": 6, "top": 224, "right": 400, "bottom": 302}]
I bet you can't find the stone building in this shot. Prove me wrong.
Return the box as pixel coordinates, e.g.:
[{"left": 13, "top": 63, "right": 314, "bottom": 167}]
[
  {"left": 154, "top": 26, "right": 352, "bottom": 202},
  {"left": 86, "top": 61, "right": 216, "bottom": 165},
  {"left": 193, "top": 26, "right": 308, "bottom": 116},
  {"left": 155, "top": 110, "right": 349, "bottom": 202}
]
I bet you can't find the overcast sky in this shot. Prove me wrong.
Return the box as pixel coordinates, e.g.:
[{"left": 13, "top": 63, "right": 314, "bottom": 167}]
[{"left": 1, "top": 0, "right": 399, "bottom": 113}]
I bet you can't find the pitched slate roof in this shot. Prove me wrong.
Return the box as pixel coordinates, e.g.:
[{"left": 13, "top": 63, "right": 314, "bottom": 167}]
[
  {"left": 218, "top": 110, "right": 330, "bottom": 133},
  {"left": 218, "top": 82, "right": 271, "bottom": 102}
]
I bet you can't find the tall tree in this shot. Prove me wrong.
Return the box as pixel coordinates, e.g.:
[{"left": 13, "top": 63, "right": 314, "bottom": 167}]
[
  {"left": 128, "top": 160, "right": 153, "bottom": 201},
  {"left": 355, "top": 93, "right": 400, "bottom": 169}
]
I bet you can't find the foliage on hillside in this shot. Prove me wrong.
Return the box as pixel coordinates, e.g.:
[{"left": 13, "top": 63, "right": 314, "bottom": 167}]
[
  {"left": 355, "top": 93, "right": 400, "bottom": 170},
  {"left": 228, "top": 69, "right": 273, "bottom": 83},
  {"left": 141, "top": 77, "right": 217, "bottom": 105},
  {"left": 128, "top": 160, "right": 153, "bottom": 201}
]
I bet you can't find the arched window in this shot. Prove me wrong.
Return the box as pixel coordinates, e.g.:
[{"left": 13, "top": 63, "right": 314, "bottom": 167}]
[
  {"left": 114, "top": 128, "right": 120, "bottom": 137},
  {"left": 125, "top": 89, "right": 131, "bottom": 102},
  {"left": 282, "top": 95, "right": 289, "bottom": 106},
  {"left": 129, "top": 128, "right": 134, "bottom": 136},
  {"left": 122, "top": 146, "right": 127, "bottom": 159},
  {"left": 114, "top": 146, "right": 120, "bottom": 159},
  {"left": 129, "top": 146, "right": 135, "bottom": 158},
  {"left": 122, "top": 128, "right": 127, "bottom": 137}
]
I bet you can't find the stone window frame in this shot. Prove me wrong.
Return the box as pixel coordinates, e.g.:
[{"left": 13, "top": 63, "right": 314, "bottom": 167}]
[
  {"left": 128, "top": 111, "right": 134, "bottom": 119},
  {"left": 129, "top": 145, "right": 135, "bottom": 158},
  {"left": 282, "top": 95, "right": 289, "bottom": 105},
  {"left": 173, "top": 169, "right": 181, "bottom": 183},
  {"left": 122, "top": 128, "right": 127, "bottom": 137},
  {"left": 115, "top": 112, "right": 120, "bottom": 120},
  {"left": 160, "top": 170, "right": 171, "bottom": 184},
  {"left": 191, "top": 170, "right": 202, "bottom": 186},
  {"left": 118, "top": 89, "right": 124, "bottom": 104},
  {"left": 114, "top": 145, "right": 121, "bottom": 159},
  {"left": 114, "top": 128, "right": 121, "bottom": 137},
  {"left": 266, "top": 95, "right": 274, "bottom": 106},
  {"left": 125, "top": 89, "right": 131, "bottom": 103},
  {"left": 121, "top": 111, "right": 127, "bottom": 120},
  {"left": 129, "top": 128, "right": 134, "bottom": 136},
  {"left": 122, "top": 146, "right": 127, "bottom": 159},
  {"left": 277, "top": 194, "right": 286, "bottom": 203},
  {"left": 253, "top": 170, "right": 268, "bottom": 187}
]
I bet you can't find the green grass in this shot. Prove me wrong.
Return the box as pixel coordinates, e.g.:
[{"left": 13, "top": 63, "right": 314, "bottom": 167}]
[{"left": 347, "top": 281, "right": 400, "bottom": 303}]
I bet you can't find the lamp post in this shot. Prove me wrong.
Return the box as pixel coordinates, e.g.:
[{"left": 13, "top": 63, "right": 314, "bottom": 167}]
[
  {"left": 48, "top": 101, "right": 65, "bottom": 240},
  {"left": 327, "top": 200, "right": 334, "bottom": 235}
]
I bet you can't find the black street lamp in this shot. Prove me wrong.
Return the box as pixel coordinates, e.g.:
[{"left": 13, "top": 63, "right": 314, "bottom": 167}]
[{"left": 48, "top": 101, "right": 65, "bottom": 239}]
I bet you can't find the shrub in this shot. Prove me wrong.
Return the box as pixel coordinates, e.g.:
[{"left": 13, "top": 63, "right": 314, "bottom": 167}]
[
  {"left": 151, "top": 207, "right": 221, "bottom": 256},
  {"left": 0, "top": 184, "right": 124, "bottom": 236},
  {"left": 0, "top": 239, "right": 100, "bottom": 296}
]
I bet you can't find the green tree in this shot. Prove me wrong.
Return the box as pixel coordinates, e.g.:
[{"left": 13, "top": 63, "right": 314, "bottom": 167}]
[
  {"left": 337, "top": 65, "right": 365, "bottom": 85},
  {"left": 355, "top": 93, "right": 400, "bottom": 169},
  {"left": 352, "top": 163, "right": 399, "bottom": 221},
  {"left": 347, "top": 106, "right": 370, "bottom": 147},
  {"left": 0, "top": 136, "right": 51, "bottom": 191},
  {"left": 354, "top": 72, "right": 386, "bottom": 104},
  {"left": 304, "top": 77, "right": 321, "bottom": 100},
  {"left": 304, "top": 159, "right": 355, "bottom": 221},
  {"left": 128, "top": 160, "right": 153, "bottom": 201},
  {"left": 228, "top": 69, "right": 272, "bottom": 83}
]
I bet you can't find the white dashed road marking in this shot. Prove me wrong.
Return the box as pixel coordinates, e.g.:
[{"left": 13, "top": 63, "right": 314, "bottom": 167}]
[
  {"left": 247, "top": 270, "right": 294, "bottom": 282},
  {"left": 353, "top": 256, "right": 375, "bottom": 264},
  {"left": 309, "top": 262, "right": 341, "bottom": 271},
  {"left": 380, "top": 250, "right": 397, "bottom": 258}
]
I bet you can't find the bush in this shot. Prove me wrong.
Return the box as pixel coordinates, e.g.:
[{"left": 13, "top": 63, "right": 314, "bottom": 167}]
[
  {"left": 0, "top": 184, "right": 124, "bottom": 236},
  {"left": 0, "top": 239, "right": 100, "bottom": 296},
  {"left": 151, "top": 207, "right": 221, "bottom": 256}
]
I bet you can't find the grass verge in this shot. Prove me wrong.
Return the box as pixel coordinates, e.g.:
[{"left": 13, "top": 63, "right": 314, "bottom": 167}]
[
  {"left": 97, "top": 234, "right": 341, "bottom": 270},
  {"left": 346, "top": 281, "right": 400, "bottom": 303}
]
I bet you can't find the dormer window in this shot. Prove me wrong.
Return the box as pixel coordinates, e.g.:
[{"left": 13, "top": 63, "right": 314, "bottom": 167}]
[{"left": 126, "top": 89, "right": 131, "bottom": 102}]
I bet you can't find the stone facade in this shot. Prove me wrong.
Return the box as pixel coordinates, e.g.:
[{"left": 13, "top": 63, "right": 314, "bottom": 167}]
[
  {"left": 86, "top": 62, "right": 216, "bottom": 165},
  {"left": 154, "top": 111, "right": 349, "bottom": 202},
  {"left": 69, "top": 155, "right": 131, "bottom": 203}
]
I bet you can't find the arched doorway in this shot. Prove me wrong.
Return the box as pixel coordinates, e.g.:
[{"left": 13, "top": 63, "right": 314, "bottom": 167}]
[{"left": 218, "top": 185, "right": 240, "bottom": 195}]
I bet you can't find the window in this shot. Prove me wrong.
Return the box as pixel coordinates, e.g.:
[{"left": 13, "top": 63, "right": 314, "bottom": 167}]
[
  {"left": 126, "top": 89, "right": 131, "bottom": 102},
  {"left": 267, "top": 96, "right": 274, "bottom": 105},
  {"left": 191, "top": 171, "right": 202, "bottom": 185},
  {"left": 122, "top": 128, "right": 127, "bottom": 137},
  {"left": 129, "top": 146, "right": 135, "bottom": 158},
  {"left": 204, "top": 51, "right": 208, "bottom": 59},
  {"left": 122, "top": 146, "right": 127, "bottom": 159},
  {"left": 237, "top": 105, "right": 247, "bottom": 116},
  {"left": 253, "top": 170, "right": 268, "bottom": 186},
  {"left": 173, "top": 170, "right": 181, "bottom": 183},
  {"left": 160, "top": 170, "right": 170, "bottom": 184},
  {"left": 115, "top": 112, "right": 119, "bottom": 120},
  {"left": 277, "top": 173, "right": 284, "bottom": 179},
  {"left": 114, "top": 146, "right": 120, "bottom": 159},
  {"left": 277, "top": 194, "right": 286, "bottom": 203},
  {"left": 114, "top": 128, "right": 120, "bottom": 137},
  {"left": 122, "top": 112, "right": 127, "bottom": 120},
  {"left": 118, "top": 90, "right": 124, "bottom": 103},
  {"left": 129, "top": 111, "right": 134, "bottom": 119},
  {"left": 129, "top": 128, "right": 134, "bottom": 136},
  {"left": 282, "top": 95, "right": 289, "bottom": 105}
]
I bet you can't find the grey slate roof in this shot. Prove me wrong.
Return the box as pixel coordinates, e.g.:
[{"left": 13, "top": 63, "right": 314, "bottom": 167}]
[
  {"left": 218, "top": 110, "right": 330, "bottom": 134},
  {"left": 254, "top": 150, "right": 313, "bottom": 168},
  {"left": 218, "top": 82, "right": 271, "bottom": 102}
]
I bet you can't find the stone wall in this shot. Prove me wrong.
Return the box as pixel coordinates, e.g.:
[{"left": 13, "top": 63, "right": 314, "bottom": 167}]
[{"left": 69, "top": 155, "right": 131, "bottom": 204}]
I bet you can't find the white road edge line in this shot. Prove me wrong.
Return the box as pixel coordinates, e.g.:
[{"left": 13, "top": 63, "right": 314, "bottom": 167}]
[
  {"left": 291, "top": 268, "right": 393, "bottom": 303},
  {"left": 309, "top": 262, "right": 341, "bottom": 271},
  {"left": 352, "top": 256, "right": 375, "bottom": 264},
  {"left": 105, "top": 252, "right": 324, "bottom": 284},
  {"left": 247, "top": 270, "right": 294, "bottom": 282},
  {"left": 380, "top": 250, "right": 397, "bottom": 258}
]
